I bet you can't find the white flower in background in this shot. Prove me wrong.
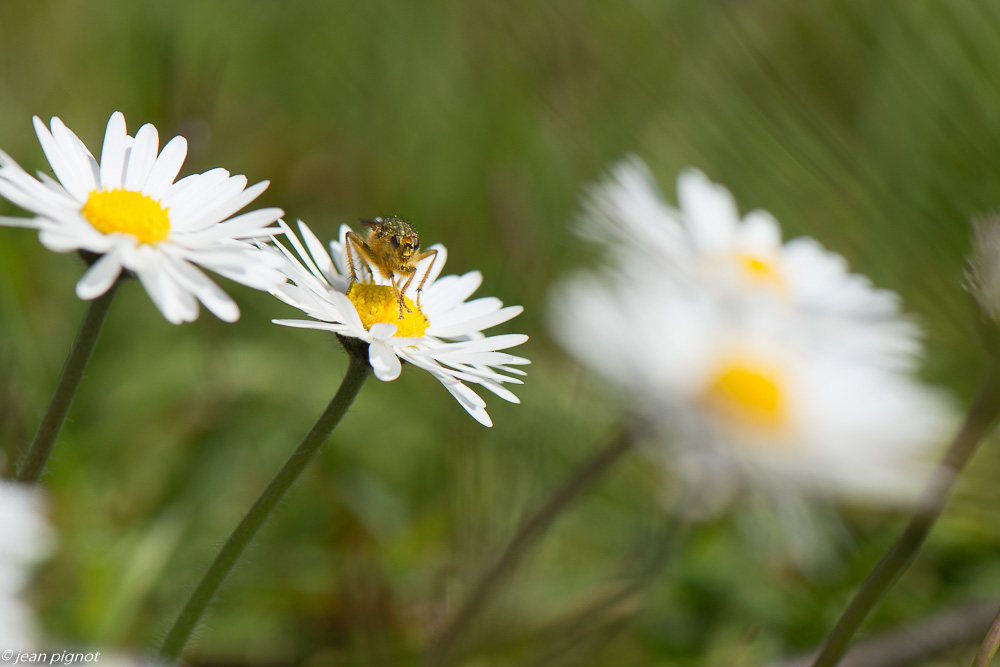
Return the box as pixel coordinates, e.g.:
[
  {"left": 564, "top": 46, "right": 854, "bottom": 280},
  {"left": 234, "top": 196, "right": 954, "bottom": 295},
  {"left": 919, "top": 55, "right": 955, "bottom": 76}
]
[
  {"left": 266, "top": 220, "right": 529, "bottom": 427},
  {"left": 550, "top": 159, "right": 955, "bottom": 508},
  {"left": 0, "top": 112, "right": 286, "bottom": 323},
  {"left": 584, "top": 158, "right": 922, "bottom": 367},
  {"left": 550, "top": 276, "right": 952, "bottom": 506},
  {"left": 0, "top": 482, "right": 53, "bottom": 648}
]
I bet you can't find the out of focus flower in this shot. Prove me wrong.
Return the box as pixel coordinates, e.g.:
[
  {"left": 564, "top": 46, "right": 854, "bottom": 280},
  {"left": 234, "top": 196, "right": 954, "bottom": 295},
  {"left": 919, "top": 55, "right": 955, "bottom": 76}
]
[
  {"left": 266, "top": 220, "right": 529, "bottom": 427},
  {"left": 585, "top": 159, "right": 921, "bottom": 367},
  {"left": 552, "top": 284, "right": 951, "bottom": 505},
  {"left": 0, "top": 112, "right": 285, "bottom": 323},
  {"left": 0, "top": 482, "right": 52, "bottom": 647},
  {"left": 550, "top": 159, "right": 953, "bottom": 508}
]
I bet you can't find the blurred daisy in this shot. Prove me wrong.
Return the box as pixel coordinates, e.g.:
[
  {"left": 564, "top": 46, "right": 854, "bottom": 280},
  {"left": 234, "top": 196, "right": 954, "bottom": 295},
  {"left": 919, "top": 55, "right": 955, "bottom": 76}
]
[
  {"left": 266, "top": 220, "right": 529, "bottom": 427},
  {"left": 0, "top": 112, "right": 286, "bottom": 323},
  {"left": 0, "top": 482, "right": 52, "bottom": 647},
  {"left": 550, "top": 276, "right": 952, "bottom": 507},
  {"left": 551, "top": 160, "right": 954, "bottom": 508},
  {"left": 584, "top": 158, "right": 921, "bottom": 367}
]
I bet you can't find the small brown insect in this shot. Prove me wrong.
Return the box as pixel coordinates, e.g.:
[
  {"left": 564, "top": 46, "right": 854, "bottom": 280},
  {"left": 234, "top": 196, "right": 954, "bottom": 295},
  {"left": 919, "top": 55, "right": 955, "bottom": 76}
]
[{"left": 345, "top": 216, "right": 439, "bottom": 319}]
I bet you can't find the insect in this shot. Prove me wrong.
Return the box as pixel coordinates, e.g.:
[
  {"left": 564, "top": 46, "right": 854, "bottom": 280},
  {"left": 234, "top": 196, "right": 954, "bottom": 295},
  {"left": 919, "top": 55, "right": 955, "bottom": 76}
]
[{"left": 345, "top": 216, "right": 439, "bottom": 319}]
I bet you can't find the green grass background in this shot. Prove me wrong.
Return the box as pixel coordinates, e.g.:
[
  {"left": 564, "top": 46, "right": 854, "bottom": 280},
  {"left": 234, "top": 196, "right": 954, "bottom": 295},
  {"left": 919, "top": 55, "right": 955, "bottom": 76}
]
[{"left": 2, "top": 1, "right": 1000, "bottom": 665}]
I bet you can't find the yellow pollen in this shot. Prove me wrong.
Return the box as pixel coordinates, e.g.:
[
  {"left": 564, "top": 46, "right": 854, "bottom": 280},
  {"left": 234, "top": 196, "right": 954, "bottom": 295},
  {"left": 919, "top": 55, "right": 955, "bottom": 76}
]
[
  {"left": 704, "top": 361, "right": 786, "bottom": 435},
  {"left": 81, "top": 189, "right": 170, "bottom": 244},
  {"left": 347, "top": 282, "right": 429, "bottom": 338},
  {"left": 735, "top": 253, "right": 783, "bottom": 287}
]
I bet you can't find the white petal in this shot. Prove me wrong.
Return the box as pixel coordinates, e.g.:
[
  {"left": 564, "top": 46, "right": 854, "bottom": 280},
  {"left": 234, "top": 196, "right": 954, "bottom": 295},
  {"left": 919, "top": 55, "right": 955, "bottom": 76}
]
[
  {"left": 142, "top": 135, "right": 188, "bottom": 200},
  {"left": 75, "top": 250, "right": 124, "bottom": 300},
  {"left": 369, "top": 341, "right": 402, "bottom": 381},
  {"left": 677, "top": 168, "right": 738, "bottom": 253},
  {"left": 444, "top": 382, "right": 492, "bottom": 427},
  {"left": 99, "top": 112, "right": 128, "bottom": 189},
  {"left": 123, "top": 123, "right": 159, "bottom": 191},
  {"left": 423, "top": 271, "right": 483, "bottom": 317},
  {"left": 32, "top": 117, "right": 89, "bottom": 201},
  {"left": 162, "top": 168, "right": 230, "bottom": 210},
  {"left": 165, "top": 256, "right": 240, "bottom": 322},
  {"left": 49, "top": 117, "right": 98, "bottom": 195},
  {"left": 192, "top": 208, "right": 284, "bottom": 240},
  {"left": 369, "top": 322, "right": 398, "bottom": 339},
  {"left": 176, "top": 175, "right": 249, "bottom": 230},
  {"left": 0, "top": 216, "right": 41, "bottom": 229},
  {"left": 298, "top": 220, "right": 338, "bottom": 281},
  {"left": 135, "top": 259, "right": 199, "bottom": 324}
]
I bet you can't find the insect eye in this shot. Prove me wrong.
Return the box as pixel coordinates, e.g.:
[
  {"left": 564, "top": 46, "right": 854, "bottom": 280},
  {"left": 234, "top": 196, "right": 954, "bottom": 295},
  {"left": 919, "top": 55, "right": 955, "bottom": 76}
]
[{"left": 389, "top": 235, "right": 401, "bottom": 250}]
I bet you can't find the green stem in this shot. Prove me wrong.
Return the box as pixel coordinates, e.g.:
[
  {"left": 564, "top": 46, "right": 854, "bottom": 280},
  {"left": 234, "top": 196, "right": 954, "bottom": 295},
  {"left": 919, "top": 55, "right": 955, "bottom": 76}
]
[
  {"left": 811, "top": 367, "right": 1000, "bottom": 667},
  {"left": 972, "top": 605, "right": 1000, "bottom": 667},
  {"left": 158, "top": 354, "right": 371, "bottom": 665},
  {"left": 423, "top": 428, "right": 633, "bottom": 667},
  {"left": 15, "top": 282, "right": 119, "bottom": 483}
]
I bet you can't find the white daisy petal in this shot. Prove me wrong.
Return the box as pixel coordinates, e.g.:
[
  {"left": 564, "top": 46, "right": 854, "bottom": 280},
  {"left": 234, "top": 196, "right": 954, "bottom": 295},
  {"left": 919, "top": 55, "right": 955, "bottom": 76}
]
[
  {"left": 369, "top": 322, "right": 398, "bottom": 339},
  {"left": 142, "top": 135, "right": 188, "bottom": 200},
  {"left": 99, "top": 111, "right": 128, "bottom": 189},
  {"left": 195, "top": 207, "right": 284, "bottom": 240},
  {"left": 49, "top": 117, "right": 98, "bottom": 195},
  {"left": 444, "top": 382, "right": 492, "bottom": 427},
  {"left": 75, "top": 250, "right": 124, "bottom": 300},
  {"left": 165, "top": 256, "right": 241, "bottom": 322},
  {"left": 137, "top": 261, "right": 199, "bottom": 324},
  {"left": 162, "top": 168, "right": 230, "bottom": 211},
  {"left": 369, "top": 341, "right": 402, "bottom": 381},
  {"left": 32, "top": 117, "right": 89, "bottom": 202},
  {"left": 0, "top": 216, "right": 41, "bottom": 229},
  {"left": 298, "top": 219, "right": 337, "bottom": 281},
  {"left": 123, "top": 123, "right": 159, "bottom": 191},
  {"left": 176, "top": 174, "right": 248, "bottom": 230}
]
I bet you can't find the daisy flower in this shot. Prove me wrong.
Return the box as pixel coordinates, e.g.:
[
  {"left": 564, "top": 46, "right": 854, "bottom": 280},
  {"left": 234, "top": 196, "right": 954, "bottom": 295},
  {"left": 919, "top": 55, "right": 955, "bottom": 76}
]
[
  {"left": 550, "top": 275, "right": 953, "bottom": 506},
  {"left": 0, "top": 482, "right": 52, "bottom": 648},
  {"left": 0, "top": 112, "right": 286, "bottom": 323},
  {"left": 583, "top": 158, "right": 922, "bottom": 367},
  {"left": 550, "top": 158, "right": 954, "bottom": 507},
  {"left": 265, "top": 220, "right": 529, "bottom": 427}
]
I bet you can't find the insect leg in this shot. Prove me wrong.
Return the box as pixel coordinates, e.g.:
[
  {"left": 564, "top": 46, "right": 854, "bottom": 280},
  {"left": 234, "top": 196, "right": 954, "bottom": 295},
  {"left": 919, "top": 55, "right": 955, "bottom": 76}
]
[
  {"left": 344, "top": 231, "right": 366, "bottom": 286},
  {"left": 389, "top": 273, "right": 411, "bottom": 318},
  {"left": 412, "top": 248, "right": 438, "bottom": 309}
]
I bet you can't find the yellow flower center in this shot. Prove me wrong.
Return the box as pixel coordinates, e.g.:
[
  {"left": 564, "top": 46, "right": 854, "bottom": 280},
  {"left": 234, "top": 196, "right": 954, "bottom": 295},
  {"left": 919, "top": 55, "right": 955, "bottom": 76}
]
[
  {"left": 81, "top": 189, "right": 170, "bottom": 244},
  {"left": 346, "top": 282, "right": 428, "bottom": 338},
  {"left": 703, "top": 360, "right": 787, "bottom": 436},
  {"left": 735, "top": 253, "right": 784, "bottom": 289}
]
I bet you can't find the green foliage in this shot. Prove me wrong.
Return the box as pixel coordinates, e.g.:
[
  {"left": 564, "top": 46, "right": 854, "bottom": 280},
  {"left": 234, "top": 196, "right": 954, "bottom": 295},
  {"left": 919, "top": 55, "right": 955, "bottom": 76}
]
[{"left": 2, "top": 0, "right": 1000, "bottom": 664}]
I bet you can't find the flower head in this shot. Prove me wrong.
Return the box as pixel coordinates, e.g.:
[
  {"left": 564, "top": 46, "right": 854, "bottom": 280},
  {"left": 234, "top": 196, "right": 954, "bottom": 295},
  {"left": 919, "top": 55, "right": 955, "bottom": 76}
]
[
  {"left": 0, "top": 482, "right": 52, "bottom": 647},
  {"left": 266, "top": 220, "right": 529, "bottom": 426},
  {"left": 0, "top": 112, "right": 286, "bottom": 323},
  {"left": 584, "top": 158, "right": 922, "bottom": 368},
  {"left": 550, "top": 158, "right": 953, "bottom": 508}
]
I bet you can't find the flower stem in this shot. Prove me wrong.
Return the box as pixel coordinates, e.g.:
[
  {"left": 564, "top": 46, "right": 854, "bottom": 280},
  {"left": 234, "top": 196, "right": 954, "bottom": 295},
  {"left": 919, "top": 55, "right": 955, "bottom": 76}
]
[
  {"left": 972, "top": 605, "right": 1000, "bottom": 667},
  {"left": 15, "top": 283, "right": 120, "bottom": 484},
  {"left": 158, "top": 354, "right": 371, "bottom": 665},
  {"left": 811, "top": 368, "right": 1000, "bottom": 667},
  {"left": 423, "top": 427, "right": 633, "bottom": 667}
]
